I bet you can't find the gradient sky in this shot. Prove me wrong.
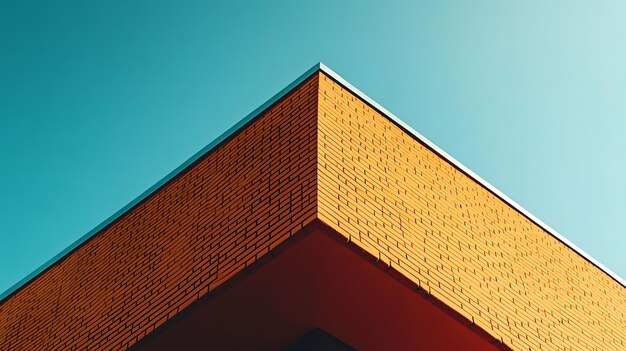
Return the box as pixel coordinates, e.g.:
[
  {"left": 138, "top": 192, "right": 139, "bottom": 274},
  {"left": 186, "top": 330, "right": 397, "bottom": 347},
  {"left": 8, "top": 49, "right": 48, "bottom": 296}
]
[{"left": 1, "top": 0, "right": 625, "bottom": 295}]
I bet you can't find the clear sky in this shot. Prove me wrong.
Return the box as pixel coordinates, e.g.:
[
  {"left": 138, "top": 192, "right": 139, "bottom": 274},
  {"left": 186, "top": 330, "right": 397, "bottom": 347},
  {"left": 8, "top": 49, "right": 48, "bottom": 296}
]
[{"left": 1, "top": 0, "right": 625, "bottom": 294}]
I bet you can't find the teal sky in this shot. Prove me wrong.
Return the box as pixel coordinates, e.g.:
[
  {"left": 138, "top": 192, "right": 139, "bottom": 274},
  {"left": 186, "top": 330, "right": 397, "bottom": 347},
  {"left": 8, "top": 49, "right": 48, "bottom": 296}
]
[{"left": 1, "top": 1, "right": 625, "bottom": 294}]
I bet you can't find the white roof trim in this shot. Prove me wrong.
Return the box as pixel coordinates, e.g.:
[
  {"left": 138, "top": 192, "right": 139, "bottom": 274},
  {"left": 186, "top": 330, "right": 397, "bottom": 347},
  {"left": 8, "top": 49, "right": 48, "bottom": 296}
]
[{"left": 318, "top": 62, "right": 625, "bottom": 288}]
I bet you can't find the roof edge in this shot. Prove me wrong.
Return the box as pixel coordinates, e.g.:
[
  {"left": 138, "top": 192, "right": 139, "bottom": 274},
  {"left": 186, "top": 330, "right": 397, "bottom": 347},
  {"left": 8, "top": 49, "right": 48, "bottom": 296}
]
[
  {"left": 1, "top": 62, "right": 623, "bottom": 304},
  {"left": 317, "top": 62, "right": 625, "bottom": 288},
  {"left": 0, "top": 63, "right": 323, "bottom": 303}
]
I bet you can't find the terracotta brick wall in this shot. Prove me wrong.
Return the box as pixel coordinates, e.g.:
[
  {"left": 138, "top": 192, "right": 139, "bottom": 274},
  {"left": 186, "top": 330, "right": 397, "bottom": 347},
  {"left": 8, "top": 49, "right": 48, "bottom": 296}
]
[
  {"left": 0, "top": 74, "right": 319, "bottom": 350},
  {"left": 317, "top": 72, "right": 626, "bottom": 351}
]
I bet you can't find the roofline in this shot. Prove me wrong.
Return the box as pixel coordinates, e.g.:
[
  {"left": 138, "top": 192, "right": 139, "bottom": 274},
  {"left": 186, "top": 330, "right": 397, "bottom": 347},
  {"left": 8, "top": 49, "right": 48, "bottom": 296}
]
[
  {"left": 1, "top": 63, "right": 623, "bottom": 303},
  {"left": 0, "top": 64, "right": 321, "bottom": 303},
  {"left": 318, "top": 62, "right": 625, "bottom": 288}
]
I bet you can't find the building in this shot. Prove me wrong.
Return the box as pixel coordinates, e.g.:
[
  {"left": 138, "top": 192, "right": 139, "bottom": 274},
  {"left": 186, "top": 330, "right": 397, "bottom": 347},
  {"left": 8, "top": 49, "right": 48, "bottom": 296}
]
[{"left": 0, "top": 63, "right": 624, "bottom": 350}]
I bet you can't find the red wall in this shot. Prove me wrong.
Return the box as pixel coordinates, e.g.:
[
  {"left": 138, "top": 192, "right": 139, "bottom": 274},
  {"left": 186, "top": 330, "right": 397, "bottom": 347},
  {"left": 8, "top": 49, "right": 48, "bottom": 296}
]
[{"left": 134, "top": 223, "right": 507, "bottom": 350}]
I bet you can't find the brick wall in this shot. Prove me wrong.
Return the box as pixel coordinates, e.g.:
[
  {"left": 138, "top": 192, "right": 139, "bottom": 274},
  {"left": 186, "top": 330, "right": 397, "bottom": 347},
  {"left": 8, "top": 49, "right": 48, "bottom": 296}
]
[
  {"left": 0, "top": 74, "right": 319, "bottom": 350},
  {"left": 317, "top": 72, "right": 626, "bottom": 351},
  {"left": 2, "top": 68, "right": 624, "bottom": 351}
]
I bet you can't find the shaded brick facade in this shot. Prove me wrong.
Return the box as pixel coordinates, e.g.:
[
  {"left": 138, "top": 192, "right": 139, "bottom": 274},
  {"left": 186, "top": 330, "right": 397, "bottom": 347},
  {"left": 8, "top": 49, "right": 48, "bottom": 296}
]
[{"left": 0, "top": 74, "right": 318, "bottom": 350}]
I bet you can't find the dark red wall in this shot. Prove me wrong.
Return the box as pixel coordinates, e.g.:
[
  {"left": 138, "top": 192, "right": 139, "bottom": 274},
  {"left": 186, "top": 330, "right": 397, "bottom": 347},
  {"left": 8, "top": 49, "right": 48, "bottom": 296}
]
[{"left": 134, "top": 224, "right": 506, "bottom": 350}]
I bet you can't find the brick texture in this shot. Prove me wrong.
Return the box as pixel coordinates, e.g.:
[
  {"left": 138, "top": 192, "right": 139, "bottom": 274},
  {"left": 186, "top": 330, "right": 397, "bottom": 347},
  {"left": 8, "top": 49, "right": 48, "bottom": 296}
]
[
  {"left": 2, "top": 69, "right": 624, "bottom": 351},
  {"left": 317, "top": 72, "right": 626, "bottom": 351},
  {"left": 0, "top": 74, "right": 319, "bottom": 350}
]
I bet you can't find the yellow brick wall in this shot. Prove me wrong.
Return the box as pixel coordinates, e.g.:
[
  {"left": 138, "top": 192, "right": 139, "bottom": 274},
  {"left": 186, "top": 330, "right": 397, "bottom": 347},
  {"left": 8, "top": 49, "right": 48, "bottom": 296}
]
[{"left": 317, "top": 72, "right": 626, "bottom": 351}]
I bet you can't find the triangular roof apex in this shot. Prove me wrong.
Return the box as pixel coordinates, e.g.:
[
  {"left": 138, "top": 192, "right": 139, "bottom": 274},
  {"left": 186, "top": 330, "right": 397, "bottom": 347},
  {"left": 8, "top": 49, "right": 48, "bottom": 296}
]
[{"left": 2, "top": 62, "right": 623, "bottom": 304}]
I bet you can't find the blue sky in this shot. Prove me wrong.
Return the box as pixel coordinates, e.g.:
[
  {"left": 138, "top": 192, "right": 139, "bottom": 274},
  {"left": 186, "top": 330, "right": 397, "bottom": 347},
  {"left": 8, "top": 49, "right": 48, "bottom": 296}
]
[{"left": 1, "top": 0, "right": 625, "bottom": 294}]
